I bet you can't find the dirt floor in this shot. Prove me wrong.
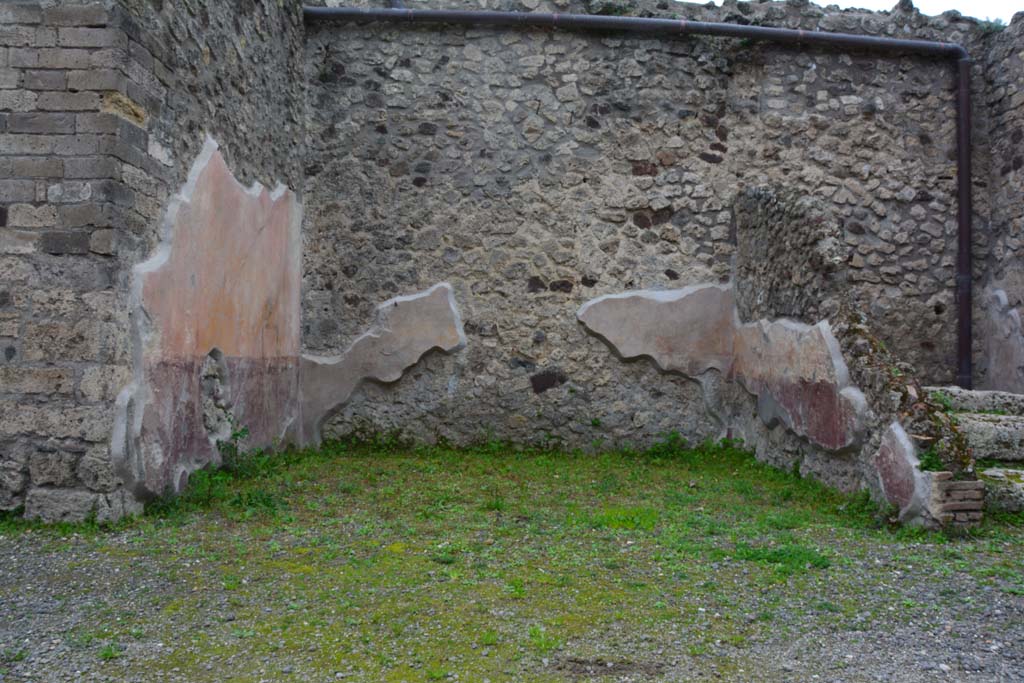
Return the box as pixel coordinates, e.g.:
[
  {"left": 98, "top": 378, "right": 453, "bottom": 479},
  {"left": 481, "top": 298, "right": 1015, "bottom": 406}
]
[{"left": 1, "top": 439, "right": 1022, "bottom": 682}]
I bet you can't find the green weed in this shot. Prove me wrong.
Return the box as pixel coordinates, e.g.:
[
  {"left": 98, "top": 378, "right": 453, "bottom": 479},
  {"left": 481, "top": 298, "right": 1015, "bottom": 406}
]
[
  {"left": 733, "top": 543, "right": 831, "bottom": 575},
  {"left": 98, "top": 643, "right": 122, "bottom": 661},
  {"left": 590, "top": 506, "right": 658, "bottom": 531},
  {"left": 527, "top": 625, "right": 562, "bottom": 654}
]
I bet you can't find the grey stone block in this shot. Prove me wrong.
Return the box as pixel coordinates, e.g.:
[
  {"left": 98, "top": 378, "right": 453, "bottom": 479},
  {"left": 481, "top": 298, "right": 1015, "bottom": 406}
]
[
  {"left": 58, "top": 201, "right": 113, "bottom": 227},
  {"left": 35, "top": 47, "right": 91, "bottom": 70},
  {"left": 0, "top": 229, "right": 38, "bottom": 254},
  {"left": 0, "top": 68, "right": 20, "bottom": 88},
  {"left": 34, "top": 26, "right": 56, "bottom": 47},
  {"left": 46, "top": 180, "right": 93, "bottom": 203},
  {"left": 39, "top": 229, "right": 91, "bottom": 255},
  {"left": 0, "top": 366, "right": 74, "bottom": 394},
  {"left": 7, "top": 156, "right": 62, "bottom": 177},
  {"left": 0, "top": 89, "right": 36, "bottom": 111},
  {"left": 67, "top": 67, "right": 124, "bottom": 91},
  {"left": 21, "top": 68, "right": 65, "bottom": 90},
  {"left": 8, "top": 112, "right": 75, "bottom": 134},
  {"left": 64, "top": 155, "right": 119, "bottom": 179},
  {"left": 77, "top": 447, "right": 119, "bottom": 492},
  {"left": 29, "top": 450, "right": 79, "bottom": 487},
  {"left": 7, "top": 47, "right": 37, "bottom": 67},
  {"left": 0, "top": 25, "right": 36, "bottom": 47},
  {"left": 128, "top": 39, "right": 152, "bottom": 70},
  {"left": 58, "top": 27, "right": 126, "bottom": 50},
  {"left": 924, "top": 385, "right": 1024, "bottom": 416},
  {"left": 957, "top": 413, "right": 1024, "bottom": 461},
  {"left": 37, "top": 90, "right": 99, "bottom": 111},
  {"left": 0, "top": 4, "right": 43, "bottom": 25},
  {"left": 24, "top": 487, "right": 98, "bottom": 522},
  {"left": 981, "top": 468, "right": 1024, "bottom": 513},
  {"left": 42, "top": 5, "right": 110, "bottom": 27},
  {"left": 95, "top": 489, "right": 143, "bottom": 523},
  {"left": 0, "top": 442, "right": 30, "bottom": 511},
  {"left": 0, "top": 179, "right": 35, "bottom": 203},
  {"left": 75, "top": 112, "right": 119, "bottom": 134},
  {"left": 7, "top": 204, "right": 56, "bottom": 228},
  {"left": 87, "top": 228, "right": 117, "bottom": 255}
]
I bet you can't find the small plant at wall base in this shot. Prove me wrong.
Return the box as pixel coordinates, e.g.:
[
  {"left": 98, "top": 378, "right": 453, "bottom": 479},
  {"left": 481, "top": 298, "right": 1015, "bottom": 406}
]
[
  {"left": 217, "top": 424, "right": 250, "bottom": 469},
  {"left": 917, "top": 446, "right": 945, "bottom": 472}
]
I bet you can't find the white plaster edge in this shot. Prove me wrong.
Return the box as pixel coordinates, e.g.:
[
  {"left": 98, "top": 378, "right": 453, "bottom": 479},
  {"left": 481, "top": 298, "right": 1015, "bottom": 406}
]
[
  {"left": 110, "top": 134, "right": 301, "bottom": 500},
  {"left": 875, "top": 421, "right": 931, "bottom": 525},
  {"left": 575, "top": 283, "right": 735, "bottom": 374},
  {"left": 302, "top": 282, "right": 466, "bottom": 366},
  {"left": 577, "top": 284, "right": 851, "bottom": 389},
  {"left": 576, "top": 283, "right": 731, "bottom": 321}
]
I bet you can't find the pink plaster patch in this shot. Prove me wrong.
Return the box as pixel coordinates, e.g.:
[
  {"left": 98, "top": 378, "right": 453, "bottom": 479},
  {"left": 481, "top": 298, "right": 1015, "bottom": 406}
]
[
  {"left": 113, "top": 138, "right": 302, "bottom": 499},
  {"left": 872, "top": 421, "right": 930, "bottom": 522}
]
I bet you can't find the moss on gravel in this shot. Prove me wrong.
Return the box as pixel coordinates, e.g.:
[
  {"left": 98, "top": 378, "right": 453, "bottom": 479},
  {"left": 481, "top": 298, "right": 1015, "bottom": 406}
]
[{"left": 1, "top": 437, "right": 1022, "bottom": 681}]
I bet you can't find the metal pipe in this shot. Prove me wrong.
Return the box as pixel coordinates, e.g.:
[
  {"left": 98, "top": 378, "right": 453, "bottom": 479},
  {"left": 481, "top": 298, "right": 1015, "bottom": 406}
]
[
  {"left": 956, "top": 58, "right": 973, "bottom": 388},
  {"left": 305, "top": 6, "right": 974, "bottom": 388}
]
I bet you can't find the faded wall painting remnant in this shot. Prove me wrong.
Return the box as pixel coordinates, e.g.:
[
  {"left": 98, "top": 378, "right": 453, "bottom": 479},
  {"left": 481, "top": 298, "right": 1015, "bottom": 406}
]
[
  {"left": 577, "top": 284, "right": 867, "bottom": 453},
  {"left": 112, "top": 137, "right": 303, "bottom": 500},
  {"left": 299, "top": 283, "right": 467, "bottom": 445},
  {"left": 980, "top": 287, "right": 1024, "bottom": 394}
]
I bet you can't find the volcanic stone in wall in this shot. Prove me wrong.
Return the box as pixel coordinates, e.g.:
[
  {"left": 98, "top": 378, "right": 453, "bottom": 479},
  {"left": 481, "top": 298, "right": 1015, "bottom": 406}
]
[
  {"left": 733, "top": 187, "right": 847, "bottom": 324},
  {"left": 299, "top": 283, "right": 467, "bottom": 444},
  {"left": 112, "top": 137, "right": 303, "bottom": 500},
  {"left": 576, "top": 284, "right": 866, "bottom": 452}
]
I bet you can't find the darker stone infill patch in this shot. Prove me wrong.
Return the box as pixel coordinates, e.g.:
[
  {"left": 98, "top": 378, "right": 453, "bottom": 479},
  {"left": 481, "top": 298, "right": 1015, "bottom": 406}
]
[
  {"left": 530, "top": 368, "right": 568, "bottom": 394},
  {"left": 549, "top": 279, "right": 573, "bottom": 293},
  {"left": 527, "top": 276, "right": 546, "bottom": 293}
]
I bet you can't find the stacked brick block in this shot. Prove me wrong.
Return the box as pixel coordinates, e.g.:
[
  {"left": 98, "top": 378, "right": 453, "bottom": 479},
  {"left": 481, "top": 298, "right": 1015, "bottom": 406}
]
[
  {"left": 0, "top": 1, "right": 170, "bottom": 521},
  {"left": 930, "top": 473, "right": 986, "bottom": 526}
]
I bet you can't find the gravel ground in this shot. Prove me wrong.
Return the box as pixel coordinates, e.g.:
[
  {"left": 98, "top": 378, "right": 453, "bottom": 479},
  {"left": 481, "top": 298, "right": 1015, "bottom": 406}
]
[{"left": 0, "top": 444, "right": 1022, "bottom": 682}]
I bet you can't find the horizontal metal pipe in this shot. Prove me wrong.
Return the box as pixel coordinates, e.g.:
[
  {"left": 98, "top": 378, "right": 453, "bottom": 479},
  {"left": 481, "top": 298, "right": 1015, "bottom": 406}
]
[
  {"left": 303, "top": 7, "right": 969, "bottom": 58},
  {"left": 305, "top": 5, "right": 974, "bottom": 387}
]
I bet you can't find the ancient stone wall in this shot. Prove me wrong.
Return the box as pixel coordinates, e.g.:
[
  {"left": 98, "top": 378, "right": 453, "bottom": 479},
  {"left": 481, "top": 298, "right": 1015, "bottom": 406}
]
[
  {"left": 5, "top": 0, "right": 1023, "bottom": 523},
  {"left": 0, "top": 0, "right": 306, "bottom": 520},
  {"left": 978, "top": 16, "right": 1024, "bottom": 392},
  {"left": 2, "top": 1, "right": 145, "bottom": 520},
  {"left": 302, "top": 0, "right": 992, "bottom": 452}
]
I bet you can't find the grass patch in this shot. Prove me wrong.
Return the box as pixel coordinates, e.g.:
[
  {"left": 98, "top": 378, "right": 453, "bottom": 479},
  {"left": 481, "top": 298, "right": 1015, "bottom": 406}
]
[
  {"left": 589, "top": 506, "right": 659, "bottom": 531},
  {"left": 733, "top": 542, "right": 831, "bottom": 575}
]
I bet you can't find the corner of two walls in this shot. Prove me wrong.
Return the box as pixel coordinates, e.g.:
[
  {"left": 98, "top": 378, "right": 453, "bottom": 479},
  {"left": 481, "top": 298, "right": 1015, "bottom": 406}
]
[
  {"left": 107, "top": 0, "right": 310, "bottom": 505},
  {"left": 0, "top": 0, "right": 312, "bottom": 521},
  {"left": 978, "top": 16, "right": 1024, "bottom": 392},
  {"left": 5, "top": 0, "right": 1021, "bottom": 522}
]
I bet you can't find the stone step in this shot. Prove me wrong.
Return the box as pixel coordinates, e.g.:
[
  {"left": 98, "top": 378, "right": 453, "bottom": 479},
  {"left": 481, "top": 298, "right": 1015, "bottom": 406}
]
[
  {"left": 924, "top": 385, "right": 1024, "bottom": 416},
  {"left": 980, "top": 467, "right": 1024, "bottom": 513},
  {"left": 955, "top": 412, "right": 1024, "bottom": 462}
]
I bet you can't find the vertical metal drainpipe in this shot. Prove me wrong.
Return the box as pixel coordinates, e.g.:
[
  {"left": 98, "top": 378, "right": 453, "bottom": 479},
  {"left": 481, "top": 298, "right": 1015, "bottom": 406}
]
[
  {"left": 304, "top": 7, "right": 975, "bottom": 388},
  {"left": 956, "top": 57, "right": 973, "bottom": 389}
]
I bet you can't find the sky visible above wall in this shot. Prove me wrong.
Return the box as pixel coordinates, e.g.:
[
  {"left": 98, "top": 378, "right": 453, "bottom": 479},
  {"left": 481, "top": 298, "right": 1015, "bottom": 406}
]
[
  {"left": 699, "top": 0, "right": 1017, "bottom": 22},
  {"left": 815, "top": 0, "right": 1017, "bottom": 21}
]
